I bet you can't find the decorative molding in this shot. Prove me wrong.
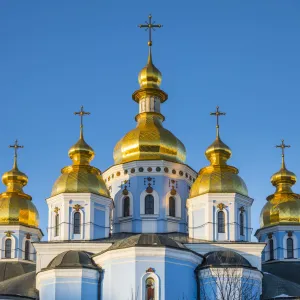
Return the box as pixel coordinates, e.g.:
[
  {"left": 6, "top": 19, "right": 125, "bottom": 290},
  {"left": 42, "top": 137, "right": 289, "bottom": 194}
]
[
  {"left": 146, "top": 183, "right": 153, "bottom": 193},
  {"left": 217, "top": 203, "right": 226, "bottom": 211},
  {"left": 53, "top": 207, "right": 60, "bottom": 215},
  {"left": 5, "top": 231, "right": 14, "bottom": 237},
  {"left": 26, "top": 233, "right": 32, "bottom": 240},
  {"left": 146, "top": 267, "right": 155, "bottom": 273},
  {"left": 73, "top": 204, "right": 83, "bottom": 212},
  {"left": 170, "top": 186, "right": 177, "bottom": 196},
  {"left": 239, "top": 206, "right": 245, "bottom": 213}
]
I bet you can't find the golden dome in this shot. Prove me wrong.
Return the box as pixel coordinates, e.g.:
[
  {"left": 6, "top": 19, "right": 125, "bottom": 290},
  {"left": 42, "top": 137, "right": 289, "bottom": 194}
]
[
  {"left": 138, "top": 49, "right": 162, "bottom": 89},
  {"left": 190, "top": 135, "right": 248, "bottom": 198},
  {"left": 113, "top": 112, "right": 186, "bottom": 164},
  {"left": 0, "top": 145, "right": 39, "bottom": 228},
  {"left": 51, "top": 112, "right": 110, "bottom": 198},
  {"left": 260, "top": 148, "right": 300, "bottom": 228},
  {"left": 113, "top": 44, "right": 185, "bottom": 165}
]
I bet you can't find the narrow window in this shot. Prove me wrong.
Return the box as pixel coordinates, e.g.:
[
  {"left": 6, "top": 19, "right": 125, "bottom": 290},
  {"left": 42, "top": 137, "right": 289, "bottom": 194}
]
[
  {"left": 74, "top": 212, "right": 81, "bottom": 234},
  {"left": 218, "top": 211, "right": 225, "bottom": 233},
  {"left": 54, "top": 214, "right": 59, "bottom": 237},
  {"left": 25, "top": 240, "right": 30, "bottom": 260},
  {"left": 269, "top": 239, "right": 274, "bottom": 260},
  {"left": 169, "top": 197, "right": 176, "bottom": 217},
  {"left": 145, "top": 195, "right": 154, "bottom": 215},
  {"left": 123, "top": 197, "right": 130, "bottom": 217},
  {"left": 5, "top": 239, "right": 12, "bottom": 258},
  {"left": 146, "top": 277, "right": 155, "bottom": 300},
  {"left": 240, "top": 212, "right": 244, "bottom": 236},
  {"left": 287, "top": 238, "right": 294, "bottom": 259}
]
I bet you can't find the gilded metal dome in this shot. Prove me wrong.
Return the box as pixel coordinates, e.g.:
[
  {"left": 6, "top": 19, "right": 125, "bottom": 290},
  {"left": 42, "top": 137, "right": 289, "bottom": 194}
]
[
  {"left": 113, "top": 45, "right": 186, "bottom": 165},
  {"left": 113, "top": 112, "right": 186, "bottom": 164},
  {"left": 260, "top": 143, "right": 300, "bottom": 228},
  {"left": 0, "top": 142, "right": 39, "bottom": 228},
  {"left": 190, "top": 135, "right": 248, "bottom": 198},
  {"left": 51, "top": 108, "right": 110, "bottom": 198}
]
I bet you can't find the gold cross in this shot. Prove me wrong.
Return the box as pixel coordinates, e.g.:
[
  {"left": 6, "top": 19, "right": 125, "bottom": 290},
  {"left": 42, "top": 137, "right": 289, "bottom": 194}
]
[
  {"left": 9, "top": 139, "right": 23, "bottom": 168},
  {"left": 276, "top": 139, "right": 290, "bottom": 168},
  {"left": 138, "top": 14, "right": 163, "bottom": 47},
  {"left": 210, "top": 106, "right": 226, "bottom": 137},
  {"left": 74, "top": 106, "right": 90, "bottom": 138},
  {"left": 276, "top": 139, "right": 290, "bottom": 158}
]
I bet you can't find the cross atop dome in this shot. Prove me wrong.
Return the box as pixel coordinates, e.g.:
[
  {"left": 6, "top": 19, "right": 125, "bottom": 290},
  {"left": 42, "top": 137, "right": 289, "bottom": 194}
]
[
  {"left": 9, "top": 139, "right": 23, "bottom": 169},
  {"left": 74, "top": 106, "right": 90, "bottom": 139},
  {"left": 275, "top": 139, "right": 290, "bottom": 169},
  {"left": 138, "top": 14, "right": 163, "bottom": 47},
  {"left": 210, "top": 106, "right": 226, "bottom": 137}
]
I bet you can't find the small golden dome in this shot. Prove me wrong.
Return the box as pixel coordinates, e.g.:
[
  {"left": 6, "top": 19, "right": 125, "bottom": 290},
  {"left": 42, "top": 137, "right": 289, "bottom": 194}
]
[
  {"left": 0, "top": 146, "right": 39, "bottom": 228},
  {"left": 113, "top": 112, "right": 186, "bottom": 164},
  {"left": 138, "top": 49, "right": 162, "bottom": 89},
  {"left": 190, "top": 135, "right": 248, "bottom": 198},
  {"left": 260, "top": 150, "right": 300, "bottom": 228},
  {"left": 51, "top": 114, "right": 110, "bottom": 198}
]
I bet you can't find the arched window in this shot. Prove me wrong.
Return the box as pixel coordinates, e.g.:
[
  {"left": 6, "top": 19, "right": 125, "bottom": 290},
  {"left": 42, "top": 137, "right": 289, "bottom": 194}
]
[
  {"left": 240, "top": 212, "right": 244, "bottom": 236},
  {"left": 54, "top": 214, "right": 59, "bottom": 237},
  {"left": 269, "top": 239, "right": 274, "bottom": 260},
  {"left": 287, "top": 238, "right": 294, "bottom": 259},
  {"left": 169, "top": 197, "right": 176, "bottom": 217},
  {"left": 25, "top": 240, "right": 30, "bottom": 260},
  {"left": 73, "top": 212, "right": 81, "bottom": 234},
  {"left": 145, "top": 195, "right": 154, "bottom": 215},
  {"left": 146, "top": 277, "right": 155, "bottom": 300},
  {"left": 123, "top": 197, "right": 130, "bottom": 217},
  {"left": 5, "top": 239, "right": 12, "bottom": 259},
  {"left": 218, "top": 211, "right": 225, "bottom": 233}
]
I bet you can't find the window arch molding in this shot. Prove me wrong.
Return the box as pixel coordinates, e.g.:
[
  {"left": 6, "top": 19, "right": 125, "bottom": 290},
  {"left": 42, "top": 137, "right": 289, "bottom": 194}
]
[
  {"left": 283, "top": 233, "right": 298, "bottom": 259},
  {"left": 165, "top": 191, "right": 182, "bottom": 218},
  {"left": 71, "top": 207, "right": 84, "bottom": 240},
  {"left": 140, "top": 271, "right": 160, "bottom": 300},
  {"left": 117, "top": 191, "right": 133, "bottom": 218},
  {"left": 22, "top": 237, "right": 33, "bottom": 260},
  {"left": 214, "top": 206, "right": 229, "bottom": 241},
  {"left": 140, "top": 189, "right": 159, "bottom": 215},
  {"left": 264, "top": 235, "right": 277, "bottom": 261},
  {"left": 239, "top": 210, "right": 247, "bottom": 238},
  {"left": 2, "top": 235, "right": 16, "bottom": 259}
]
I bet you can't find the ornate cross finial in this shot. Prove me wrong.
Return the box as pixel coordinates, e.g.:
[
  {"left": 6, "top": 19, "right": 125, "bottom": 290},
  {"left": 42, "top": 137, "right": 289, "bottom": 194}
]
[
  {"left": 9, "top": 139, "right": 24, "bottom": 169},
  {"left": 210, "top": 106, "right": 226, "bottom": 137},
  {"left": 276, "top": 139, "right": 290, "bottom": 169},
  {"left": 74, "top": 106, "right": 90, "bottom": 139},
  {"left": 138, "top": 14, "right": 163, "bottom": 47}
]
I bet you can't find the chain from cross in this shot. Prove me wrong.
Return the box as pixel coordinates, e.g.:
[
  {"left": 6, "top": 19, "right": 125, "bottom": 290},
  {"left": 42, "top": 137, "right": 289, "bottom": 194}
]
[
  {"left": 74, "top": 106, "right": 90, "bottom": 134},
  {"left": 138, "top": 14, "right": 163, "bottom": 47},
  {"left": 9, "top": 139, "right": 23, "bottom": 159},
  {"left": 276, "top": 139, "right": 290, "bottom": 158}
]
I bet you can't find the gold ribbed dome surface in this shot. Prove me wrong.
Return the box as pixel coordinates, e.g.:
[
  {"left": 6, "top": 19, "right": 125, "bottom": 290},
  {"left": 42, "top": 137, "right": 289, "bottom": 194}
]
[
  {"left": 260, "top": 149, "right": 300, "bottom": 228},
  {"left": 51, "top": 122, "right": 110, "bottom": 198},
  {"left": 113, "top": 112, "right": 186, "bottom": 164},
  {"left": 190, "top": 135, "right": 248, "bottom": 198},
  {"left": 0, "top": 148, "right": 39, "bottom": 228}
]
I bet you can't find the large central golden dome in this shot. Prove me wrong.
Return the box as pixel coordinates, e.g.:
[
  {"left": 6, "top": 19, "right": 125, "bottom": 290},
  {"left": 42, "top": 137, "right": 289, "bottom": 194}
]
[
  {"left": 51, "top": 111, "right": 110, "bottom": 198},
  {"left": 0, "top": 146, "right": 39, "bottom": 228},
  {"left": 260, "top": 147, "right": 300, "bottom": 228},
  {"left": 113, "top": 48, "right": 186, "bottom": 165}
]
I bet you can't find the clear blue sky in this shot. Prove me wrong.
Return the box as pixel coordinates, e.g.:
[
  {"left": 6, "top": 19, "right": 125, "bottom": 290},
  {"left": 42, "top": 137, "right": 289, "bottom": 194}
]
[{"left": 1, "top": 1, "right": 300, "bottom": 239}]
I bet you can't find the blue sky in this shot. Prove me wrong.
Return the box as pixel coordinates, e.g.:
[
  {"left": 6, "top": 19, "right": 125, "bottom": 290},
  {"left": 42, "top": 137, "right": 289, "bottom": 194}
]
[{"left": 0, "top": 1, "right": 300, "bottom": 239}]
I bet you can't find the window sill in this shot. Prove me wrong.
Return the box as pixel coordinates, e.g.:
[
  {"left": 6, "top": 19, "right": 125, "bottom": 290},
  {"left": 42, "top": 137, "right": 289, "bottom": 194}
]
[
  {"left": 141, "top": 214, "right": 159, "bottom": 219},
  {"left": 119, "top": 216, "right": 133, "bottom": 222},
  {"left": 167, "top": 216, "right": 181, "bottom": 221}
]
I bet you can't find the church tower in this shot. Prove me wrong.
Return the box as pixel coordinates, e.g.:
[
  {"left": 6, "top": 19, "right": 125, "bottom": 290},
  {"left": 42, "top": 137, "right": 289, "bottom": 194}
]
[
  {"left": 255, "top": 140, "right": 300, "bottom": 262},
  {"left": 103, "top": 15, "right": 197, "bottom": 234},
  {"left": 47, "top": 107, "right": 113, "bottom": 241},
  {"left": 0, "top": 140, "right": 42, "bottom": 261},
  {"left": 187, "top": 107, "right": 253, "bottom": 241}
]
